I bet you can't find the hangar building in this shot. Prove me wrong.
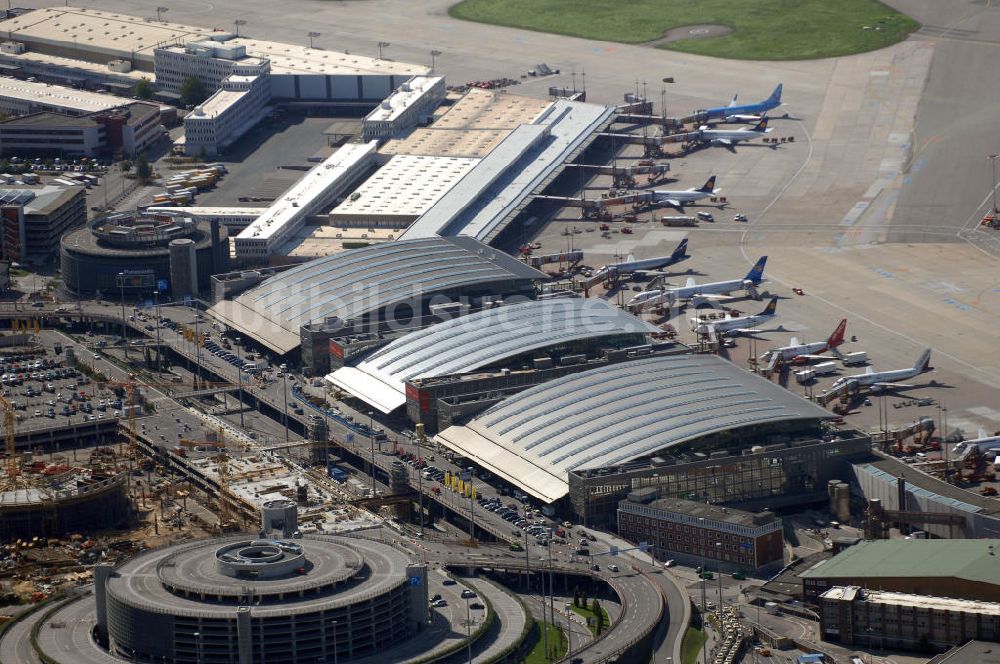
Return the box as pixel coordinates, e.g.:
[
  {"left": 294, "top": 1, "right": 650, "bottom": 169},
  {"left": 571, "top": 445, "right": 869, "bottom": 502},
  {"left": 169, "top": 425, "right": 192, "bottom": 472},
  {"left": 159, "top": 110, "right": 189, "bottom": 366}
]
[
  {"left": 434, "top": 354, "right": 870, "bottom": 523},
  {"left": 208, "top": 235, "right": 544, "bottom": 364},
  {"left": 327, "top": 298, "right": 659, "bottom": 414}
]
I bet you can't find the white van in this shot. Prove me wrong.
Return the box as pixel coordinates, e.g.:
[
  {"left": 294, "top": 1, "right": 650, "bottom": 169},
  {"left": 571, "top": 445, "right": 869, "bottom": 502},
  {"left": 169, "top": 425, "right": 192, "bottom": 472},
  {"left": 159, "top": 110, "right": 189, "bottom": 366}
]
[{"left": 242, "top": 362, "right": 259, "bottom": 373}]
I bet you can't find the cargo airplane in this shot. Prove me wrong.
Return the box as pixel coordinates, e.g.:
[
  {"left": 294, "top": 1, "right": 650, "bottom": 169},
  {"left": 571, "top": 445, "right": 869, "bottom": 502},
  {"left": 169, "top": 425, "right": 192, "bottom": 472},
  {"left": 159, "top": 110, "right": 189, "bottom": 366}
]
[
  {"left": 627, "top": 256, "right": 768, "bottom": 310},
  {"left": 592, "top": 239, "right": 688, "bottom": 282},
  {"left": 760, "top": 319, "right": 847, "bottom": 364},
  {"left": 689, "top": 297, "right": 779, "bottom": 336},
  {"left": 701, "top": 84, "right": 783, "bottom": 122},
  {"left": 651, "top": 176, "right": 719, "bottom": 210},
  {"left": 829, "top": 349, "right": 932, "bottom": 392}
]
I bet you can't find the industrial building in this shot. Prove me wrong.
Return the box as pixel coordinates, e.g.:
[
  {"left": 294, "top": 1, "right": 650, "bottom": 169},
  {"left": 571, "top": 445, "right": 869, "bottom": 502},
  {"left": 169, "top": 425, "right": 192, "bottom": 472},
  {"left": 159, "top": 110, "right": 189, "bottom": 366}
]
[
  {"left": 399, "top": 99, "right": 615, "bottom": 244},
  {"left": 818, "top": 586, "right": 1000, "bottom": 652},
  {"left": 233, "top": 141, "right": 378, "bottom": 259},
  {"left": 0, "top": 101, "right": 162, "bottom": 158},
  {"left": 434, "top": 353, "right": 839, "bottom": 509},
  {"left": 0, "top": 184, "right": 85, "bottom": 261},
  {"left": 60, "top": 209, "right": 228, "bottom": 296},
  {"left": 361, "top": 76, "right": 445, "bottom": 140},
  {"left": 801, "top": 539, "right": 1000, "bottom": 603},
  {"left": 0, "top": 7, "right": 426, "bottom": 93},
  {"left": 210, "top": 235, "right": 544, "bottom": 361},
  {"left": 327, "top": 154, "right": 479, "bottom": 228},
  {"left": 929, "top": 640, "right": 1000, "bottom": 664},
  {"left": 0, "top": 47, "right": 147, "bottom": 96},
  {"left": 851, "top": 454, "right": 1000, "bottom": 538},
  {"left": 94, "top": 533, "right": 428, "bottom": 663},
  {"left": 618, "top": 493, "right": 785, "bottom": 572},
  {"left": 381, "top": 88, "right": 551, "bottom": 158},
  {"left": 329, "top": 298, "right": 658, "bottom": 415},
  {"left": 0, "top": 77, "right": 134, "bottom": 116}
]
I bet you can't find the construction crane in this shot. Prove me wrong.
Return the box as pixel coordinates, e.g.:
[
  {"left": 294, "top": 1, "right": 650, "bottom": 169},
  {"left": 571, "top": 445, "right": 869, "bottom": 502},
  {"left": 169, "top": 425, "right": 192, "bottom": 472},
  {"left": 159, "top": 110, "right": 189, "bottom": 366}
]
[{"left": 0, "top": 392, "right": 22, "bottom": 490}]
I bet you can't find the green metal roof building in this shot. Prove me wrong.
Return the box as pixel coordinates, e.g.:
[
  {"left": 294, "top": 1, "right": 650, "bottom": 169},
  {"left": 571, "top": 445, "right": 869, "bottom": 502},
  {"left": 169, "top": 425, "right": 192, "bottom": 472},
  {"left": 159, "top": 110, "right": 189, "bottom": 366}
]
[{"left": 801, "top": 539, "right": 1000, "bottom": 603}]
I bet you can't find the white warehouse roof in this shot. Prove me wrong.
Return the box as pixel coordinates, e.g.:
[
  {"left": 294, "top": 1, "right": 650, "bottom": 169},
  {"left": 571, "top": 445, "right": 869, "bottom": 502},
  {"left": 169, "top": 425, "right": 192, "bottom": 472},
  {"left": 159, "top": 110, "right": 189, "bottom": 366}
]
[
  {"left": 0, "top": 78, "right": 129, "bottom": 114},
  {"left": 236, "top": 141, "right": 377, "bottom": 244},
  {"left": 328, "top": 155, "right": 479, "bottom": 225},
  {"left": 435, "top": 355, "right": 833, "bottom": 503},
  {"left": 327, "top": 299, "right": 659, "bottom": 413},
  {"left": 364, "top": 76, "right": 444, "bottom": 123}
]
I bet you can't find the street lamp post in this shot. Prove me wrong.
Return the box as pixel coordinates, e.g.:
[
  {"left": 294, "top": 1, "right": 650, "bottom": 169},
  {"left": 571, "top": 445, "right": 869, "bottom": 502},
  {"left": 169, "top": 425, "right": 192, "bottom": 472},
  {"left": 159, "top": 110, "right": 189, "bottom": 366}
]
[
  {"left": 377, "top": 41, "right": 390, "bottom": 60},
  {"left": 369, "top": 411, "right": 376, "bottom": 497},
  {"left": 430, "top": 49, "right": 442, "bottom": 74},
  {"left": 153, "top": 289, "right": 162, "bottom": 373},
  {"left": 234, "top": 19, "right": 247, "bottom": 38},
  {"left": 193, "top": 631, "right": 202, "bottom": 662},
  {"left": 235, "top": 337, "right": 245, "bottom": 428},
  {"left": 990, "top": 154, "right": 999, "bottom": 215},
  {"left": 117, "top": 273, "right": 128, "bottom": 360},
  {"left": 308, "top": 31, "right": 321, "bottom": 49},
  {"left": 155, "top": 6, "right": 168, "bottom": 22},
  {"left": 416, "top": 424, "right": 426, "bottom": 537},
  {"left": 466, "top": 595, "right": 473, "bottom": 664},
  {"left": 282, "top": 371, "right": 289, "bottom": 443}
]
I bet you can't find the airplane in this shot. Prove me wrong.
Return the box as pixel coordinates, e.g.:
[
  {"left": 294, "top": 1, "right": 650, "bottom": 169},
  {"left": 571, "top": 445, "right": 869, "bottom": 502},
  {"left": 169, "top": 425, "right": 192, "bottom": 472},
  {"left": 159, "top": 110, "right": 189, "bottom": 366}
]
[
  {"left": 627, "top": 256, "right": 768, "bottom": 310},
  {"left": 592, "top": 239, "right": 688, "bottom": 282},
  {"left": 829, "top": 349, "right": 932, "bottom": 393},
  {"left": 696, "top": 117, "right": 773, "bottom": 147},
  {"left": 650, "top": 176, "right": 719, "bottom": 209},
  {"left": 689, "top": 297, "right": 779, "bottom": 336},
  {"left": 953, "top": 430, "right": 1000, "bottom": 462},
  {"left": 760, "top": 319, "right": 847, "bottom": 364},
  {"left": 700, "top": 84, "right": 783, "bottom": 122}
]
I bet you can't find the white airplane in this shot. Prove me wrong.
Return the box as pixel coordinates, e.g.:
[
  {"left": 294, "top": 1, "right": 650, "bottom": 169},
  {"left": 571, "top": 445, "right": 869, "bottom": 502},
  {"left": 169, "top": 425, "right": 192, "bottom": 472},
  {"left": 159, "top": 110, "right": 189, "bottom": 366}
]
[
  {"left": 760, "top": 319, "right": 847, "bottom": 364},
  {"left": 697, "top": 117, "right": 773, "bottom": 147},
  {"left": 953, "top": 430, "right": 1000, "bottom": 462},
  {"left": 651, "top": 175, "right": 718, "bottom": 209},
  {"left": 628, "top": 256, "right": 768, "bottom": 310},
  {"left": 829, "top": 349, "right": 932, "bottom": 392},
  {"left": 592, "top": 239, "right": 688, "bottom": 282},
  {"left": 689, "top": 297, "right": 778, "bottom": 336}
]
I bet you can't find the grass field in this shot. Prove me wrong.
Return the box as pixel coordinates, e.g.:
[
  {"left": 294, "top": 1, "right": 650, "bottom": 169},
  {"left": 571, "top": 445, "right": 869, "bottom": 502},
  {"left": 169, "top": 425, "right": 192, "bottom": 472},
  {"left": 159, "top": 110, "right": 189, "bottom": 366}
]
[
  {"left": 448, "top": 0, "right": 919, "bottom": 60},
  {"left": 680, "top": 626, "right": 707, "bottom": 664},
  {"left": 570, "top": 604, "right": 610, "bottom": 636},
  {"left": 522, "top": 621, "right": 567, "bottom": 664}
]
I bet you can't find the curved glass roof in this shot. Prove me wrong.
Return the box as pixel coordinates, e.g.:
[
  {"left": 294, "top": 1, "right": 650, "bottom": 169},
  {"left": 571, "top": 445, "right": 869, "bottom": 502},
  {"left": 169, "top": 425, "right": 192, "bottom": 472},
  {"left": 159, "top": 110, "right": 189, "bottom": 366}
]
[
  {"left": 327, "top": 298, "right": 659, "bottom": 412},
  {"left": 435, "top": 354, "right": 831, "bottom": 503},
  {"left": 208, "top": 236, "right": 542, "bottom": 353}
]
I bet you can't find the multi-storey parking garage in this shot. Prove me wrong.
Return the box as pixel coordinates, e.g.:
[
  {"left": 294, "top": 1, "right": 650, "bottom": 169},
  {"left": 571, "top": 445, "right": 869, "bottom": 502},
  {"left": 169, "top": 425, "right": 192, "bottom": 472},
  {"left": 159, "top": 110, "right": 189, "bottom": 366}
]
[{"left": 95, "top": 534, "right": 427, "bottom": 664}]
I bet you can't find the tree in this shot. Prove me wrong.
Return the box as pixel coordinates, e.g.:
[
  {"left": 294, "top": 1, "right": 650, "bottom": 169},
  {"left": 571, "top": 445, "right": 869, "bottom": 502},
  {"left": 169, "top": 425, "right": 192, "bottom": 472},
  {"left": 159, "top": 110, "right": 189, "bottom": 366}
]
[
  {"left": 121, "top": 160, "right": 133, "bottom": 174},
  {"left": 592, "top": 599, "right": 603, "bottom": 632},
  {"left": 572, "top": 588, "right": 580, "bottom": 608},
  {"left": 135, "top": 153, "right": 152, "bottom": 184},
  {"left": 133, "top": 77, "right": 155, "bottom": 100},
  {"left": 179, "top": 75, "right": 208, "bottom": 107}
]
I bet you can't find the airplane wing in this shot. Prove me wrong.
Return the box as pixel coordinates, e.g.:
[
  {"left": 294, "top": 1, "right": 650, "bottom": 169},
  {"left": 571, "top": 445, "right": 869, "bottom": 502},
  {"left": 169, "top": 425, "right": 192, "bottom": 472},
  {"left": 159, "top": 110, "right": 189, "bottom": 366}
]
[
  {"left": 691, "top": 294, "right": 736, "bottom": 302},
  {"left": 664, "top": 199, "right": 682, "bottom": 208},
  {"left": 626, "top": 254, "right": 636, "bottom": 263},
  {"left": 865, "top": 366, "right": 875, "bottom": 375},
  {"left": 718, "top": 139, "right": 733, "bottom": 146},
  {"left": 728, "top": 94, "right": 739, "bottom": 108},
  {"left": 795, "top": 354, "right": 833, "bottom": 361},
  {"left": 685, "top": 277, "right": 697, "bottom": 288},
  {"left": 789, "top": 337, "right": 800, "bottom": 347},
  {"left": 722, "top": 328, "right": 763, "bottom": 336},
  {"left": 871, "top": 381, "right": 915, "bottom": 389}
]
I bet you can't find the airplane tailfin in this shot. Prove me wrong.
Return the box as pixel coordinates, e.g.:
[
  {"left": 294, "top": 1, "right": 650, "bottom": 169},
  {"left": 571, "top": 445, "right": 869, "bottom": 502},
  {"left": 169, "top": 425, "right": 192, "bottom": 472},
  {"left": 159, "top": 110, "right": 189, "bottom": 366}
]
[
  {"left": 768, "top": 83, "right": 783, "bottom": 103},
  {"left": 827, "top": 319, "right": 847, "bottom": 349},
  {"left": 670, "top": 238, "right": 689, "bottom": 261},
  {"left": 915, "top": 348, "right": 932, "bottom": 373},
  {"left": 698, "top": 175, "right": 717, "bottom": 193},
  {"left": 753, "top": 117, "right": 769, "bottom": 133},
  {"left": 744, "top": 256, "right": 768, "bottom": 284},
  {"left": 759, "top": 297, "right": 778, "bottom": 316}
]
